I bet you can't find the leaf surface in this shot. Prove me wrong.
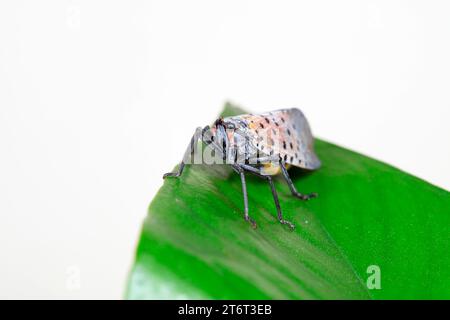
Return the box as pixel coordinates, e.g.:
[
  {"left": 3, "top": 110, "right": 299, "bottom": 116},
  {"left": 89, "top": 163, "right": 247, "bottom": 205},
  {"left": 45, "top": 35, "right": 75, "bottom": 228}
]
[{"left": 126, "top": 103, "right": 450, "bottom": 299}]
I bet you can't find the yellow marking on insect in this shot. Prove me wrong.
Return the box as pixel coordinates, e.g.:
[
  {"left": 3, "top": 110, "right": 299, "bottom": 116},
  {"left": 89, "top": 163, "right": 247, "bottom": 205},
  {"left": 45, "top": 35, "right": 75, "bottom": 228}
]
[{"left": 260, "top": 163, "right": 280, "bottom": 175}]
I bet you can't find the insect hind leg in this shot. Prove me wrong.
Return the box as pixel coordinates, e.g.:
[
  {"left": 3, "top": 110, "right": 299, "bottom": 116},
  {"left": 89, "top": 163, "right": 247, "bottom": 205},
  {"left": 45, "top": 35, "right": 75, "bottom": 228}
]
[
  {"left": 239, "top": 164, "right": 295, "bottom": 229},
  {"left": 279, "top": 161, "right": 318, "bottom": 200}
]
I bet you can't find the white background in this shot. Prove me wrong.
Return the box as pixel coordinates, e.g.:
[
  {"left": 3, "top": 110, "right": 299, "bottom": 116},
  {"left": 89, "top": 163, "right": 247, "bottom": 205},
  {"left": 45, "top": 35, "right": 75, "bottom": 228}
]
[{"left": 0, "top": 0, "right": 449, "bottom": 299}]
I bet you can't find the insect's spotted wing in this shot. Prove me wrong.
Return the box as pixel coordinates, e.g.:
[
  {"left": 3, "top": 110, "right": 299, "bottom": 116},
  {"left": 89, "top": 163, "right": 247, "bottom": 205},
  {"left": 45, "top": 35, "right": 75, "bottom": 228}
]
[{"left": 226, "top": 109, "right": 320, "bottom": 170}]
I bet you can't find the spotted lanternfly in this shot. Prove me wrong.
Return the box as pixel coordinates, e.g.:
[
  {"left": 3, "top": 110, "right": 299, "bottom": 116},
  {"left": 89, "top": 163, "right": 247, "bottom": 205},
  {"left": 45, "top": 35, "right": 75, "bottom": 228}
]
[{"left": 163, "top": 108, "right": 321, "bottom": 229}]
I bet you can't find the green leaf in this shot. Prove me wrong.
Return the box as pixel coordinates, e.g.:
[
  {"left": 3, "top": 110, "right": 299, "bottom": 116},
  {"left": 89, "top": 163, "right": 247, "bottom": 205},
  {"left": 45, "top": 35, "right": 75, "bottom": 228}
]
[{"left": 126, "top": 102, "right": 450, "bottom": 299}]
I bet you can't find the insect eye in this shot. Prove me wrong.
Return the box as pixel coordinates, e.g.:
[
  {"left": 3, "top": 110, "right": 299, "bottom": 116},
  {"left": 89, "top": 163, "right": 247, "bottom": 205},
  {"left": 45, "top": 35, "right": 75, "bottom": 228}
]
[{"left": 226, "top": 123, "right": 235, "bottom": 130}]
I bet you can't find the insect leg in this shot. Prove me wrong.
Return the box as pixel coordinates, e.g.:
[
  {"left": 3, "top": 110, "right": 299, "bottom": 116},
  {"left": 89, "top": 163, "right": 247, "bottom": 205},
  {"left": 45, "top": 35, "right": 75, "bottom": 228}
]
[
  {"left": 279, "top": 160, "right": 318, "bottom": 200},
  {"left": 239, "top": 164, "right": 295, "bottom": 229},
  {"left": 163, "top": 127, "right": 205, "bottom": 179},
  {"left": 231, "top": 164, "right": 256, "bottom": 228}
]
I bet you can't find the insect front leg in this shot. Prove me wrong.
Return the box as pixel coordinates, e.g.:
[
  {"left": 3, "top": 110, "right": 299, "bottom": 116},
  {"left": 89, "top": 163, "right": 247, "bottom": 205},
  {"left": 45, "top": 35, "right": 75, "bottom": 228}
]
[
  {"left": 280, "top": 160, "right": 318, "bottom": 200},
  {"left": 239, "top": 164, "right": 295, "bottom": 229},
  {"left": 163, "top": 127, "right": 206, "bottom": 179},
  {"left": 231, "top": 164, "right": 256, "bottom": 229}
]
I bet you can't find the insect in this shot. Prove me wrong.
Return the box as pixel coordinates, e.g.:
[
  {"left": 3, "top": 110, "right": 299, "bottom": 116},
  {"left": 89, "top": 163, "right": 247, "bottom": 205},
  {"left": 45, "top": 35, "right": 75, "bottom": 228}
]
[{"left": 163, "top": 108, "right": 321, "bottom": 229}]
